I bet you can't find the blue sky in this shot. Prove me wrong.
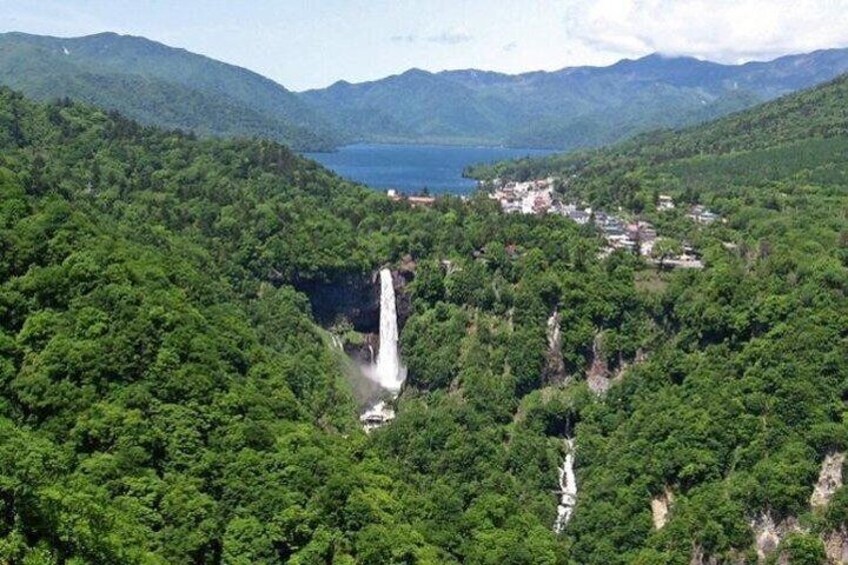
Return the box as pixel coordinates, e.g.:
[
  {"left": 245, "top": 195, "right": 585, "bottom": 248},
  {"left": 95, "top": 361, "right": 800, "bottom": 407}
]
[{"left": 2, "top": 0, "right": 848, "bottom": 90}]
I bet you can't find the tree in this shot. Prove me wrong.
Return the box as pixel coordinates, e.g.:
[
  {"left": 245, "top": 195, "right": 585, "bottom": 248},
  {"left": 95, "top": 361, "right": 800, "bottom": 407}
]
[
  {"left": 650, "top": 237, "right": 683, "bottom": 270},
  {"left": 778, "top": 533, "right": 827, "bottom": 565}
]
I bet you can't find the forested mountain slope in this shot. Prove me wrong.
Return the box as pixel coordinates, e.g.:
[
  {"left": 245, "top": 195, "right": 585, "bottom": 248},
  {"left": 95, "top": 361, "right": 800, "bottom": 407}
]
[
  {"left": 459, "top": 74, "right": 848, "bottom": 562},
  {"left": 469, "top": 72, "right": 848, "bottom": 185},
  {"left": 5, "top": 30, "right": 848, "bottom": 156},
  {"left": 0, "top": 73, "right": 845, "bottom": 565},
  {"left": 0, "top": 87, "right": 608, "bottom": 562},
  {"left": 0, "top": 32, "right": 340, "bottom": 150},
  {"left": 300, "top": 49, "right": 848, "bottom": 150}
]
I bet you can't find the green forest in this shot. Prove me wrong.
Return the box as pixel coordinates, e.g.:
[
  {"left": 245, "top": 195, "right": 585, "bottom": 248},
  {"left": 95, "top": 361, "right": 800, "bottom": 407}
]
[
  {"left": 0, "top": 65, "right": 846, "bottom": 565},
  {"left": 0, "top": 33, "right": 340, "bottom": 151}
]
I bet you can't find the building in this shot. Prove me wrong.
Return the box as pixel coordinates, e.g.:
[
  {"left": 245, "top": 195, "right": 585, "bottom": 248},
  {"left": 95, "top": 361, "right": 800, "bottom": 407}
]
[
  {"left": 568, "top": 210, "right": 590, "bottom": 225},
  {"left": 532, "top": 192, "right": 553, "bottom": 214},
  {"left": 360, "top": 401, "right": 396, "bottom": 432},
  {"left": 388, "top": 189, "right": 436, "bottom": 207},
  {"left": 687, "top": 205, "right": 720, "bottom": 224},
  {"left": 407, "top": 195, "right": 436, "bottom": 207},
  {"left": 658, "top": 194, "right": 675, "bottom": 211}
]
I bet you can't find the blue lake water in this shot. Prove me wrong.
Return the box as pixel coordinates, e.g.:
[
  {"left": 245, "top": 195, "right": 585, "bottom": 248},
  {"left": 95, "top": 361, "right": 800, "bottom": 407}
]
[{"left": 304, "top": 143, "right": 557, "bottom": 195}]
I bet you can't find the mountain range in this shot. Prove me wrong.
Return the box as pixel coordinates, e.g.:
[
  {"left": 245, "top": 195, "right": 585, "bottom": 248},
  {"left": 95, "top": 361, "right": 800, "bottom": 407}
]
[
  {"left": 0, "top": 39, "right": 846, "bottom": 563},
  {"left": 3, "top": 31, "right": 848, "bottom": 152},
  {"left": 301, "top": 49, "right": 848, "bottom": 149}
]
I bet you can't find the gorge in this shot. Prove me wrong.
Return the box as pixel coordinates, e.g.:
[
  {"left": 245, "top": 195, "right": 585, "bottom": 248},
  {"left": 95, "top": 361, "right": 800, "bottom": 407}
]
[{"left": 0, "top": 19, "right": 846, "bottom": 562}]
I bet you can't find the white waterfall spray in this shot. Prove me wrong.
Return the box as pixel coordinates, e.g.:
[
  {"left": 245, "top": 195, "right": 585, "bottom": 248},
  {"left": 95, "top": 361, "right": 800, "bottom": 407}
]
[
  {"left": 554, "top": 438, "right": 577, "bottom": 534},
  {"left": 359, "top": 268, "right": 404, "bottom": 432},
  {"left": 374, "top": 268, "right": 404, "bottom": 391},
  {"left": 547, "top": 310, "right": 561, "bottom": 351}
]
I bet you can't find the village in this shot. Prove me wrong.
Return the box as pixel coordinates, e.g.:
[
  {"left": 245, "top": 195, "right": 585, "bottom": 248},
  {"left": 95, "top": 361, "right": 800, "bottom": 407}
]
[{"left": 487, "top": 177, "right": 721, "bottom": 269}]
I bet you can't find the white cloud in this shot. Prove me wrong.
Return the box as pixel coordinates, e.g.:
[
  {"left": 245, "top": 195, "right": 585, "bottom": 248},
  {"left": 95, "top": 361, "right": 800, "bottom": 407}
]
[
  {"left": 390, "top": 28, "right": 474, "bottom": 46},
  {"left": 562, "top": 0, "right": 848, "bottom": 63},
  {"left": 426, "top": 29, "right": 474, "bottom": 45},
  {"left": 390, "top": 34, "right": 417, "bottom": 43}
]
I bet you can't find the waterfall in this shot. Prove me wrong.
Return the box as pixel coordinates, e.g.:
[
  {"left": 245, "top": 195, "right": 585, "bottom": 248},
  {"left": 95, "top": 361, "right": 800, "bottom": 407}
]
[
  {"left": 554, "top": 438, "right": 577, "bottom": 534},
  {"left": 357, "top": 268, "right": 405, "bottom": 431},
  {"left": 374, "top": 268, "right": 404, "bottom": 391},
  {"left": 356, "top": 268, "right": 405, "bottom": 432},
  {"left": 547, "top": 310, "right": 561, "bottom": 351},
  {"left": 544, "top": 309, "right": 567, "bottom": 384}
]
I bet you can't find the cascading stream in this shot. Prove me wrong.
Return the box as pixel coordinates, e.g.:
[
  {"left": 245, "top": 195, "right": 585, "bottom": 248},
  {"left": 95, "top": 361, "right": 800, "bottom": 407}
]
[{"left": 554, "top": 438, "right": 577, "bottom": 534}]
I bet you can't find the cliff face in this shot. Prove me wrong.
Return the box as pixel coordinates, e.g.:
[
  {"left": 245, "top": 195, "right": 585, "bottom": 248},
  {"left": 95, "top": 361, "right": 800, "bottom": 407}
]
[
  {"left": 297, "top": 269, "right": 412, "bottom": 334},
  {"left": 301, "top": 268, "right": 414, "bottom": 387},
  {"left": 542, "top": 310, "right": 568, "bottom": 386},
  {"left": 751, "top": 513, "right": 800, "bottom": 561},
  {"left": 297, "top": 272, "right": 381, "bottom": 331},
  {"left": 586, "top": 332, "right": 614, "bottom": 394},
  {"left": 651, "top": 487, "right": 674, "bottom": 530},
  {"left": 824, "top": 529, "right": 848, "bottom": 564},
  {"left": 811, "top": 452, "right": 845, "bottom": 508},
  {"left": 739, "top": 452, "right": 846, "bottom": 564}
]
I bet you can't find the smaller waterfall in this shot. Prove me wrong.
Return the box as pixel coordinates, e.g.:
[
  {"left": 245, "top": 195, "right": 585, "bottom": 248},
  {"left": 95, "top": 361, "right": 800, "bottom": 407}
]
[
  {"left": 554, "top": 438, "right": 577, "bottom": 534},
  {"left": 544, "top": 309, "right": 567, "bottom": 384},
  {"left": 547, "top": 310, "right": 561, "bottom": 351}
]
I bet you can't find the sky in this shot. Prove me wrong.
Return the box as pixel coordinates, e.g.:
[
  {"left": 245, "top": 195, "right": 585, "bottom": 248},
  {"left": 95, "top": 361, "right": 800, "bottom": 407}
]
[{"left": 2, "top": 0, "right": 848, "bottom": 91}]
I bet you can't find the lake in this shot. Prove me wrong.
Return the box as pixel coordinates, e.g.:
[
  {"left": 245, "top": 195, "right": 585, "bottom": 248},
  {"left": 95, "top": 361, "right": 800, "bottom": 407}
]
[{"left": 304, "top": 143, "right": 557, "bottom": 195}]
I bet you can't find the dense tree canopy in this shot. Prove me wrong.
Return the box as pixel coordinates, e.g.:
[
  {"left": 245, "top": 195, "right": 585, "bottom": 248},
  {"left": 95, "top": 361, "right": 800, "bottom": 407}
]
[{"left": 0, "top": 72, "right": 845, "bottom": 564}]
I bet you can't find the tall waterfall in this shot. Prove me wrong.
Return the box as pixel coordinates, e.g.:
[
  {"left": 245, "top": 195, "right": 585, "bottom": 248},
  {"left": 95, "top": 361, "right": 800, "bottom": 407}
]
[
  {"left": 554, "top": 438, "right": 577, "bottom": 534},
  {"left": 375, "top": 268, "right": 403, "bottom": 391}
]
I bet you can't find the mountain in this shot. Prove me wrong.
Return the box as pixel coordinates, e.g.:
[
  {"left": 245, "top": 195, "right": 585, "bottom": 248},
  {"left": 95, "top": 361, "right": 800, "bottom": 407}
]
[
  {"left": 469, "top": 72, "right": 848, "bottom": 184},
  {"left": 5, "top": 31, "right": 846, "bottom": 155},
  {"left": 300, "top": 49, "right": 848, "bottom": 150},
  {"left": 0, "top": 32, "right": 340, "bottom": 150},
  {"left": 0, "top": 60, "right": 845, "bottom": 563},
  {"left": 469, "top": 73, "right": 848, "bottom": 562}
]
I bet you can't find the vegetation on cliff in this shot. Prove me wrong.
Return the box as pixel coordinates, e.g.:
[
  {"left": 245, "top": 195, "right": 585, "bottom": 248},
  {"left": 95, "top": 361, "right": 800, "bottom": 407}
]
[{"left": 0, "top": 71, "right": 845, "bottom": 563}]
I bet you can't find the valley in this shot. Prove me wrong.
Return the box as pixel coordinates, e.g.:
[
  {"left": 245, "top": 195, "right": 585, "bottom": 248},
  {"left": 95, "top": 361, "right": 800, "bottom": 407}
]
[
  {"left": 5, "top": 31, "right": 848, "bottom": 159},
  {"left": 299, "top": 50, "right": 848, "bottom": 151},
  {"left": 0, "top": 13, "right": 845, "bottom": 565}
]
